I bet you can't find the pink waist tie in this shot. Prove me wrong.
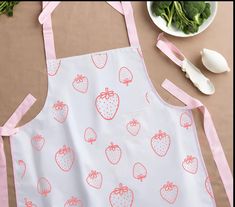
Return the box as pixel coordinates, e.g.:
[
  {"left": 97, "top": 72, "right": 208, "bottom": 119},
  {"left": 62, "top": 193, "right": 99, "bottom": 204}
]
[
  {"left": 161, "top": 79, "right": 233, "bottom": 206},
  {"left": 0, "top": 94, "right": 36, "bottom": 207}
]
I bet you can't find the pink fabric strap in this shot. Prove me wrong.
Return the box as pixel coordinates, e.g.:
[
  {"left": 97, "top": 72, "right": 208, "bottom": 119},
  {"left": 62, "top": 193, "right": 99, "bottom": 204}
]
[
  {"left": 38, "top": 1, "right": 60, "bottom": 24},
  {"left": 156, "top": 33, "right": 185, "bottom": 67},
  {"left": 161, "top": 79, "right": 233, "bottom": 207},
  {"left": 40, "top": 1, "right": 57, "bottom": 61},
  {"left": 0, "top": 94, "right": 36, "bottom": 207},
  {"left": 38, "top": 1, "right": 140, "bottom": 61},
  {"left": 106, "top": 1, "right": 124, "bottom": 14}
]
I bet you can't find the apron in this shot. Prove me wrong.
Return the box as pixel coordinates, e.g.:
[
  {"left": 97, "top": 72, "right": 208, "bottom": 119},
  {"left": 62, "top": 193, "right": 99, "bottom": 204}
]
[{"left": 0, "top": 2, "right": 233, "bottom": 207}]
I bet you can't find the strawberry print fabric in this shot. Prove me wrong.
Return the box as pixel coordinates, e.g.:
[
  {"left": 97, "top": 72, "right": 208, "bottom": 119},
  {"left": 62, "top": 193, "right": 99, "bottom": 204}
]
[{"left": 10, "top": 46, "right": 216, "bottom": 207}]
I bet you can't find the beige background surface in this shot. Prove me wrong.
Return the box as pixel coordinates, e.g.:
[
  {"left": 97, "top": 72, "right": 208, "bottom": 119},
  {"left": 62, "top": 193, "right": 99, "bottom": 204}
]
[{"left": 0, "top": 2, "right": 233, "bottom": 207}]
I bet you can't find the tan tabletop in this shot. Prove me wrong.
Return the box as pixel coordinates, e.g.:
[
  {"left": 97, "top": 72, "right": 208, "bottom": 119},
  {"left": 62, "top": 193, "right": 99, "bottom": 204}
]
[{"left": 0, "top": 2, "right": 233, "bottom": 207}]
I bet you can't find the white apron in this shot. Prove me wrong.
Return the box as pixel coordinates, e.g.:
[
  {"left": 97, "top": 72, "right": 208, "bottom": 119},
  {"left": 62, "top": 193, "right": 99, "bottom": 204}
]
[{"left": 0, "top": 2, "right": 232, "bottom": 207}]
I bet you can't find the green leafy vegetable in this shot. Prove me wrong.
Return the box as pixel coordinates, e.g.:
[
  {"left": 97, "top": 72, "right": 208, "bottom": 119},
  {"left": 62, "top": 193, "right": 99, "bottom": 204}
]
[
  {"left": 182, "top": 1, "right": 206, "bottom": 25},
  {"left": 151, "top": 2, "right": 173, "bottom": 26},
  {"left": 0, "top": 1, "right": 19, "bottom": 17},
  {"left": 201, "top": 3, "right": 211, "bottom": 20},
  {"left": 151, "top": 1, "right": 211, "bottom": 34},
  {"left": 174, "top": 1, "right": 200, "bottom": 34}
]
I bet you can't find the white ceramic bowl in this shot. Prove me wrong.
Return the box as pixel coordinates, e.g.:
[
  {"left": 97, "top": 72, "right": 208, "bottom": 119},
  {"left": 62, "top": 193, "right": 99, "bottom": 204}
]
[{"left": 147, "top": 1, "right": 218, "bottom": 37}]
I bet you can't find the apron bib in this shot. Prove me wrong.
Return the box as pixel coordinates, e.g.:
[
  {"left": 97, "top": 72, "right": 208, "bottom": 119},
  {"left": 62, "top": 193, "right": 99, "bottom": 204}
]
[{"left": 0, "top": 2, "right": 232, "bottom": 207}]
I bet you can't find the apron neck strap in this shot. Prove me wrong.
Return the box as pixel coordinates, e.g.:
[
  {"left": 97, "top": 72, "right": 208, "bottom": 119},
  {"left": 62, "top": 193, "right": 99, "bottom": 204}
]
[
  {"left": 161, "top": 79, "right": 233, "bottom": 207},
  {"left": 0, "top": 94, "right": 36, "bottom": 207},
  {"left": 38, "top": 1, "right": 140, "bottom": 61}
]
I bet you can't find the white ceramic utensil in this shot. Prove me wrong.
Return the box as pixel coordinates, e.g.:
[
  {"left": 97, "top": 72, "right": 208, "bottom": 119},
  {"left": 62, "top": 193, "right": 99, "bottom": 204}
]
[{"left": 156, "top": 33, "right": 215, "bottom": 95}]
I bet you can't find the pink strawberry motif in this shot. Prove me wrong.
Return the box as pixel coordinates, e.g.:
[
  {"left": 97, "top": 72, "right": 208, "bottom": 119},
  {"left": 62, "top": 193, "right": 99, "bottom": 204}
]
[
  {"left": 37, "top": 177, "right": 51, "bottom": 197},
  {"left": 72, "top": 74, "right": 88, "bottom": 93},
  {"left": 126, "top": 119, "right": 141, "bottom": 136},
  {"left": 95, "top": 88, "right": 120, "bottom": 120},
  {"left": 205, "top": 176, "right": 214, "bottom": 199},
  {"left": 55, "top": 145, "right": 74, "bottom": 172},
  {"left": 86, "top": 170, "right": 103, "bottom": 189},
  {"left": 31, "top": 134, "right": 45, "bottom": 151},
  {"left": 24, "top": 198, "right": 37, "bottom": 207},
  {"left": 182, "top": 155, "right": 198, "bottom": 174},
  {"left": 64, "top": 196, "right": 83, "bottom": 207},
  {"left": 133, "top": 162, "right": 147, "bottom": 182},
  {"left": 84, "top": 127, "right": 97, "bottom": 144},
  {"left": 180, "top": 111, "right": 192, "bottom": 129},
  {"left": 53, "top": 101, "right": 69, "bottom": 123},
  {"left": 160, "top": 181, "right": 178, "bottom": 204},
  {"left": 105, "top": 142, "right": 122, "bottom": 165},
  {"left": 118, "top": 67, "right": 133, "bottom": 86},
  {"left": 47, "top": 59, "right": 61, "bottom": 76},
  {"left": 109, "top": 183, "right": 134, "bottom": 207},
  {"left": 18, "top": 160, "right": 26, "bottom": 179},
  {"left": 151, "top": 130, "right": 171, "bottom": 157},
  {"left": 91, "top": 53, "right": 108, "bottom": 69}
]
